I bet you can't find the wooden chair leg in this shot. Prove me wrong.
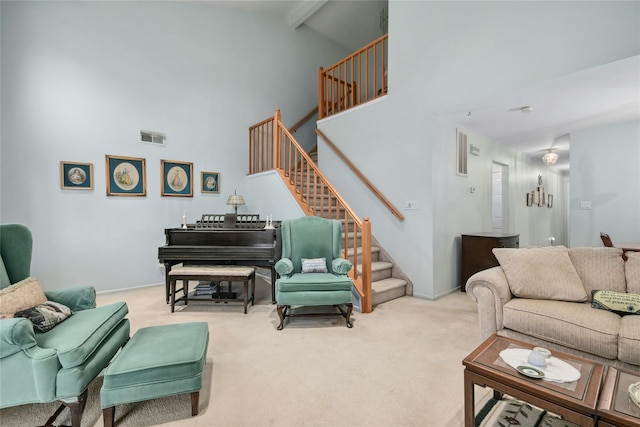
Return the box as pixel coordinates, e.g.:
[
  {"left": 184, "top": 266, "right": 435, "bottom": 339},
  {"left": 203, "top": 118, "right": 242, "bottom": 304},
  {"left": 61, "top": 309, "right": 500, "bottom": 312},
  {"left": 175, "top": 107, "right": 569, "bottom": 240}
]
[
  {"left": 59, "top": 388, "right": 88, "bottom": 427},
  {"left": 191, "top": 391, "right": 200, "bottom": 416},
  {"left": 276, "top": 305, "right": 286, "bottom": 330},
  {"left": 103, "top": 406, "right": 115, "bottom": 427},
  {"left": 344, "top": 303, "right": 353, "bottom": 328}
]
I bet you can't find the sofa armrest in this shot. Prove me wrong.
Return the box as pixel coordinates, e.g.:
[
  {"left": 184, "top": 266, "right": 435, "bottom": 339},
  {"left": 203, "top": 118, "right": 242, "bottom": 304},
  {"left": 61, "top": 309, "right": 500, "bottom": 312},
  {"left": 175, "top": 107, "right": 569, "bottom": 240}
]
[
  {"left": 44, "top": 286, "right": 96, "bottom": 311},
  {"left": 275, "top": 258, "right": 294, "bottom": 277},
  {"left": 332, "top": 258, "right": 353, "bottom": 275},
  {"left": 465, "top": 266, "right": 512, "bottom": 341}
]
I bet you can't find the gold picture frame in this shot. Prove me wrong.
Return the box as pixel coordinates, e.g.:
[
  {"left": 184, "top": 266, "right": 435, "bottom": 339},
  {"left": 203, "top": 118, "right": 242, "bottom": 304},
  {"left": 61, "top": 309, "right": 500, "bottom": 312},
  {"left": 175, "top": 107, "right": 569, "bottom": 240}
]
[
  {"left": 105, "top": 155, "right": 146, "bottom": 196},
  {"left": 60, "top": 161, "right": 93, "bottom": 190}
]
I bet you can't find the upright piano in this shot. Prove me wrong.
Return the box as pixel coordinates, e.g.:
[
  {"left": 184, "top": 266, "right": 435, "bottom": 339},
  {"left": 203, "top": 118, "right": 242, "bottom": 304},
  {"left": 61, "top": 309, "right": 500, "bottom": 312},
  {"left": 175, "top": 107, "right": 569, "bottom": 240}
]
[{"left": 158, "top": 214, "right": 281, "bottom": 304}]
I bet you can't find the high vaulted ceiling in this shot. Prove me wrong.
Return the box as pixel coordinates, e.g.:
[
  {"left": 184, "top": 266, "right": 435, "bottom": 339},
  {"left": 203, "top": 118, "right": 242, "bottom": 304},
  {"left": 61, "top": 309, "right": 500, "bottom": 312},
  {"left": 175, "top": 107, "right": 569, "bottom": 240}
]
[{"left": 205, "top": 1, "right": 640, "bottom": 172}]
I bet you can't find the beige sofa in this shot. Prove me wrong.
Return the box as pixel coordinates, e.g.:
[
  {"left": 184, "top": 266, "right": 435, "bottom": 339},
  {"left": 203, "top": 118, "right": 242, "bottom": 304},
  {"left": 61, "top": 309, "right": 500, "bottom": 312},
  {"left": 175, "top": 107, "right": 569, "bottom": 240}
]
[{"left": 466, "top": 246, "right": 640, "bottom": 371}]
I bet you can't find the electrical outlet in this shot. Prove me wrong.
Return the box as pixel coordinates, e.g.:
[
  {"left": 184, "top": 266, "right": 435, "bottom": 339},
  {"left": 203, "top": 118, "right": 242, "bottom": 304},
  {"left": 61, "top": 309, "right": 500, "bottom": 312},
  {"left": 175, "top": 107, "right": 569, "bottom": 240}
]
[
  {"left": 404, "top": 201, "right": 419, "bottom": 210},
  {"left": 580, "top": 201, "right": 592, "bottom": 210}
]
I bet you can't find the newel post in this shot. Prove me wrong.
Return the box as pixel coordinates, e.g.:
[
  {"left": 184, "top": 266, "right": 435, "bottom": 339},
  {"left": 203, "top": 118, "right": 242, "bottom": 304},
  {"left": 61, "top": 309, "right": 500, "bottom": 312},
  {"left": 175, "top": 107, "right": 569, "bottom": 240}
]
[
  {"left": 361, "top": 217, "right": 372, "bottom": 313},
  {"left": 274, "top": 109, "right": 281, "bottom": 170},
  {"left": 318, "top": 67, "right": 324, "bottom": 120}
]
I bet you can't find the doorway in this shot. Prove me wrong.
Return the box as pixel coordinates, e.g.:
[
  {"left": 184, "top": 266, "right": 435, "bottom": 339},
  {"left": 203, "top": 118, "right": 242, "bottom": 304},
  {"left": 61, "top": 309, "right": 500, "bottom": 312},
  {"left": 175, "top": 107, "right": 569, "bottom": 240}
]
[{"left": 492, "top": 162, "right": 510, "bottom": 232}]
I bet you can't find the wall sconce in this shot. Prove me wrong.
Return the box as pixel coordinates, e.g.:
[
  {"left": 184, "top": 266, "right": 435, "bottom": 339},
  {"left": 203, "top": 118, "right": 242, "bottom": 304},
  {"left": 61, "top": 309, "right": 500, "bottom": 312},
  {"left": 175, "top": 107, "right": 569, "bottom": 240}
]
[
  {"left": 226, "top": 190, "right": 245, "bottom": 215},
  {"left": 527, "top": 175, "right": 553, "bottom": 208}
]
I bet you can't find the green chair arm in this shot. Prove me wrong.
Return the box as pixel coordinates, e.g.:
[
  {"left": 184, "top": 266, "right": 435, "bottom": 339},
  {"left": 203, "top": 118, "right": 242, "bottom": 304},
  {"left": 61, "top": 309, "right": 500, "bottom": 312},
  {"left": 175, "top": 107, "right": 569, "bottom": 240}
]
[
  {"left": 44, "top": 286, "right": 96, "bottom": 311},
  {"left": 332, "top": 258, "right": 353, "bottom": 275},
  {"left": 275, "top": 258, "right": 294, "bottom": 276},
  {"left": 0, "top": 317, "right": 39, "bottom": 358}
]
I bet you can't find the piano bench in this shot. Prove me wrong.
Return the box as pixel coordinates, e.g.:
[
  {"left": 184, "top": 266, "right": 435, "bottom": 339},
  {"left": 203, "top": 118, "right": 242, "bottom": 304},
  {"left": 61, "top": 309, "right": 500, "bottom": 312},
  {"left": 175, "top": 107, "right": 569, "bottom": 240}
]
[{"left": 169, "top": 266, "right": 256, "bottom": 314}]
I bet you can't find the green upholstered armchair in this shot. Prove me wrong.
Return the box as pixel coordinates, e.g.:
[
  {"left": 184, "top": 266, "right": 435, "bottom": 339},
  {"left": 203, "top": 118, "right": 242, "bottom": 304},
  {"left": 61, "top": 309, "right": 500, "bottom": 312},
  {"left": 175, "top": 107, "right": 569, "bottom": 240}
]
[
  {"left": 274, "top": 216, "right": 354, "bottom": 330},
  {"left": 0, "top": 224, "right": 130, "bottom": 426}
]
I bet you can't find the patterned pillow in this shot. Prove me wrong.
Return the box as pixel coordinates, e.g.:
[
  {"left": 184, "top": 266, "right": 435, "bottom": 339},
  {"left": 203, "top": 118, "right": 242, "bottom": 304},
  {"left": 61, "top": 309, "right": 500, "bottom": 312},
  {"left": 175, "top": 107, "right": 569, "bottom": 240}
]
[
  {"left": 493, "top": 247, "right": 587, "bottom": 302},
  {"left": 14, "top": 301, "right": 73, "bottom": 332},
  {"left": 591, "top": 290, "right": 640, "bottom": 315},
  {"left": 301, "top": 258, "right": 328, "bottom": 273},
  {"left": 0, "top": 277, "right": 47, "bottom": 318}
]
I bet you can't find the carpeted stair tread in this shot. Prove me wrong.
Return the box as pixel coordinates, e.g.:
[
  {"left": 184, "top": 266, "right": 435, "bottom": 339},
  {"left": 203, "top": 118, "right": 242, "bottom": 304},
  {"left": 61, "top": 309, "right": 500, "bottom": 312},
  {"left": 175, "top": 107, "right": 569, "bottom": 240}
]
[
  {"left": 357, "top": 261, "right": 392, "bottom": 274},
  {"left": 372, "top": 277, "right": 407, "bottom": 306},
  {"left": 372, "top": 277, "right": 407, "bottom": 293}
]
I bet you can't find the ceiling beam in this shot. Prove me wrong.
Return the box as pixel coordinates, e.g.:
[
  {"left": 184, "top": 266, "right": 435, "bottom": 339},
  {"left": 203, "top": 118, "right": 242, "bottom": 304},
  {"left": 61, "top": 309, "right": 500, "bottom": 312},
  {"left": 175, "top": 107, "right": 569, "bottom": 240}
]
[{"left": 288, "top": 0, "right": 329, "bottom": 29}]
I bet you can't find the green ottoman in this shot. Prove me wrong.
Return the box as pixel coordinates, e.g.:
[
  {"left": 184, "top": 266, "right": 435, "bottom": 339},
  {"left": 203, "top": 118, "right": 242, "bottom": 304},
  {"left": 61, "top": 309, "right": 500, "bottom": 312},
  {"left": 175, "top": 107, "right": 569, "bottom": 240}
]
[{"left": 100, "top": 322, "right": 209, "bottom": 427}]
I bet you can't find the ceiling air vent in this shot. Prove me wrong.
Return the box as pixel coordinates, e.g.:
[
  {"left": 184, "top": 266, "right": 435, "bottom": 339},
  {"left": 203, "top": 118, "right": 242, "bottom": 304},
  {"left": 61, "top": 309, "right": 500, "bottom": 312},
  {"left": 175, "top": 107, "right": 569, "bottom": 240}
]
[{"left": 140, "top": 130, "right": 165, "bottom": 146}]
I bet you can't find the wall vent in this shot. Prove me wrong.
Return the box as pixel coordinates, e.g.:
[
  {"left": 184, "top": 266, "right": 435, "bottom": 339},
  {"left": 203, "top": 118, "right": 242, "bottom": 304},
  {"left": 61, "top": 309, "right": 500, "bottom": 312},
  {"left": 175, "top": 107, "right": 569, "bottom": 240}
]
[
  {"left": 456, "top": 129, "right": 468, "bottom": 177},
  {"left": 140, "top": 130, "right": 165, "bottom": 146}
]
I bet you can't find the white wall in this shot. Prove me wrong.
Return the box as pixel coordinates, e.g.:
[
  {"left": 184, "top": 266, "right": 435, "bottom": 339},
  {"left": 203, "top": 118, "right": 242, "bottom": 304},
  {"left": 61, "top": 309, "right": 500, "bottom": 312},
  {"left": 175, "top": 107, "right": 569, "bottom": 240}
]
[
  {"left": 318, "top": 1, "right": 639, "bottom": 299},
  {"left": 570, "top": 121, "right": 640, "bottom": 247},
  {"left": 0, "top": 1, "right": 348, "bottom": 291}
]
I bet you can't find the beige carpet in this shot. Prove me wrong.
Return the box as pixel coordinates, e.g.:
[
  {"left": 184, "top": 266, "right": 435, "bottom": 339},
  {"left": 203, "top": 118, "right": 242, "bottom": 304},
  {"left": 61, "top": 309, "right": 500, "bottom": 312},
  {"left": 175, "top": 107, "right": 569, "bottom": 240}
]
[{"left": 0, "top": 277, "right": 484, "bottom": 426}]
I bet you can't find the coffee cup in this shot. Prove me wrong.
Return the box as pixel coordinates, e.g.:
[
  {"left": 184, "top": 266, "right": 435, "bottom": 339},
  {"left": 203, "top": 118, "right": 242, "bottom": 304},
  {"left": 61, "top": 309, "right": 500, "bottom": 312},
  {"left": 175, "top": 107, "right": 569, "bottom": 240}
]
[{"left": 528, "top": 347, "right": 551, "bottom": 367}]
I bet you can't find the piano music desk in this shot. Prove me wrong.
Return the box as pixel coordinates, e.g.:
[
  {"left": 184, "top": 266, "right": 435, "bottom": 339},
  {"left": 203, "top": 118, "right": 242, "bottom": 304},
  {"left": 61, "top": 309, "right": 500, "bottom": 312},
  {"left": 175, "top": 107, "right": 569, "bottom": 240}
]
[{"left": 169, "top": 266, "right": 256, "bottom": 314}]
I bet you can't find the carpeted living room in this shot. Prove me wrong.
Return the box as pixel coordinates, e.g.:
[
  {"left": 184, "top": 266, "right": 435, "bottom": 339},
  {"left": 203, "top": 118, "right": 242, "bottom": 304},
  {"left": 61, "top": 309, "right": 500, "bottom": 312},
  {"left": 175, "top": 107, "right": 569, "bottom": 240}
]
[
  {"left": 0, "top": 276, "right": 484, "bottom": 427},
  {"left": 1, "top": 1, "right": 639, "bottom": 426}
]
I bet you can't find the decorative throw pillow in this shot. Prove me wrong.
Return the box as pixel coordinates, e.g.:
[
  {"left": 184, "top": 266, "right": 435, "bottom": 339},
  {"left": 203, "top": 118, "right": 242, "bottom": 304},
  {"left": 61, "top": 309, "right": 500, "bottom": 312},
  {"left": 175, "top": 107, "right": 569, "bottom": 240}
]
[
  {"left": 493, "top": 247, "right": 587, "bottom": 302},
  {"left": 0, "top": 277, "right": 47, "bottom": 318},
  {"left": 301, "top": 258, "right": 328, "bottom": 273},
  {"left": 14, "top": 301, "right": 73, "bottom": 332},
  {"left": 591, "top": 290, "right": 640, "bottom": 315},
  {"left": 625, "top": 252, "right": 640, "bottom": 294}
]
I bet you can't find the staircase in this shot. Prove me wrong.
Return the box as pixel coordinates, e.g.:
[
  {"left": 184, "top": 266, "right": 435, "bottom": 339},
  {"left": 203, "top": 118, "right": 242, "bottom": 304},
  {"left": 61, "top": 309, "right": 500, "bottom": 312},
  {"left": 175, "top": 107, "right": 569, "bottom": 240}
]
[{"left": 302, "top": 150, "right": 410, "bottom": 308}]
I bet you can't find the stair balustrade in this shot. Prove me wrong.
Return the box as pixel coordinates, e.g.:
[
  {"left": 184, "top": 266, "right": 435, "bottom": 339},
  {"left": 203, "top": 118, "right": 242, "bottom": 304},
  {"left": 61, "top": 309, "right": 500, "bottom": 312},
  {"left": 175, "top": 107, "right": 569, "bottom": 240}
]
[
  {"left": 318, "top": 34, "right": 388, "bottom": 119},
  {"left": 249, "top": 109, "right": 373, "bottom": 313}
]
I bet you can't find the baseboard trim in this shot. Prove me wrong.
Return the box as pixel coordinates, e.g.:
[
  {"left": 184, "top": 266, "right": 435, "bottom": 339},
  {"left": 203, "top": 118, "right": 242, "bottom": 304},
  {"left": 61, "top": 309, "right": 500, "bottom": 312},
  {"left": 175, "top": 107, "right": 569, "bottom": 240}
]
[{"left": 96, "top": 282, "right": 163, "bottom": 295}]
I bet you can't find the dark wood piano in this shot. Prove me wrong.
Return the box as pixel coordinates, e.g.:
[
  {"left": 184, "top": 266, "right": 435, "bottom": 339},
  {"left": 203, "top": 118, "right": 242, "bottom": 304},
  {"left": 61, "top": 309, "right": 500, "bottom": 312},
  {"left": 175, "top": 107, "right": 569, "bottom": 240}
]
[{"left": 158, "top": 214, "right": 281, "bottom": 304}]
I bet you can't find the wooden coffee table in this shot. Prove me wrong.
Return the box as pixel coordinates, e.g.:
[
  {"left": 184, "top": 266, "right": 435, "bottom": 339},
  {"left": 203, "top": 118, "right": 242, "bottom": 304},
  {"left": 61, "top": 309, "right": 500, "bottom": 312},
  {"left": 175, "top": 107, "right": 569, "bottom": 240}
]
[
  {"left": 597, "top": 367, "right": 640, "bottom": 427},
  {"left": 463, "top": 335, "right": 605, "bottom": 427}
]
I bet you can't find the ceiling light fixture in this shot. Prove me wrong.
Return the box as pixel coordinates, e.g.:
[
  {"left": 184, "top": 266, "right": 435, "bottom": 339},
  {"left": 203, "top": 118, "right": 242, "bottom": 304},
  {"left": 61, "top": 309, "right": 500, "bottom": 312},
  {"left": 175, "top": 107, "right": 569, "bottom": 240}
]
[
  {"left": 520, "top": 106, "right": 534, "bottom": 113},
  {"left": 542, "top": 150, "right": 559, "bottom": 166}
]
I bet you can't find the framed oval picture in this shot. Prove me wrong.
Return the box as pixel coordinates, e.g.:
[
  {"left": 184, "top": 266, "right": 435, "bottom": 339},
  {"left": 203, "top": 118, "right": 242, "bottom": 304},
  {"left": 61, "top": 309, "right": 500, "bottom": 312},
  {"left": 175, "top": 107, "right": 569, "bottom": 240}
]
[
  {"left": 61, "top": 161, "right": 93, "bottom": 190},
  {"left": 201, "top": 171, "right": 220, "bottom": 194},
  {"left": 106, "top": 155, "right": 146, "bottom": 196},
  {"left": 161, "top": 159, "right": 193, "bottom": 197}
]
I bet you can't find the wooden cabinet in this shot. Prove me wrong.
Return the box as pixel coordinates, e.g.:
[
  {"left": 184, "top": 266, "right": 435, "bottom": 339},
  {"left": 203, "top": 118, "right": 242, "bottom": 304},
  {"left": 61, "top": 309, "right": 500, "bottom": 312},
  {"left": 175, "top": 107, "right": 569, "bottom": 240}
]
[{"left": 460, "top": 232, "right": 519, "bottom": 291}]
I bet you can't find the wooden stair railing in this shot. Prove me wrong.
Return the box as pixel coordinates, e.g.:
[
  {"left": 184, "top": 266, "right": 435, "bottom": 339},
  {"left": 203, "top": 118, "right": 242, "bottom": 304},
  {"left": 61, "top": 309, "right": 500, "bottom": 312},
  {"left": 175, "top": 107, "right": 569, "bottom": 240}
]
[
  {"left": 249, "top": 109, "right": 373, "bottom": 313},
  {"left": 290, "top": 106, "right": 318, "bottom": 133},
  {"left": 319, "top": 34, "right": 388, "bottom": 119},
  {"left": 315, "top": 128, "right": 404, "bottom": 222}
]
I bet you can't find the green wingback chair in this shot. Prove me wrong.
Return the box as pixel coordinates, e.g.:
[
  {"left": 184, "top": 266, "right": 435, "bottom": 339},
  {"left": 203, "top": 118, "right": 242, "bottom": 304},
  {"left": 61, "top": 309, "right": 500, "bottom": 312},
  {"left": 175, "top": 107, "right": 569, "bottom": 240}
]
[
  {"left": 274, "top": 216, "right": 354, "bottom": 330},
  {"left": 0, "top": 224, "right": 130, "bottom": 426}
]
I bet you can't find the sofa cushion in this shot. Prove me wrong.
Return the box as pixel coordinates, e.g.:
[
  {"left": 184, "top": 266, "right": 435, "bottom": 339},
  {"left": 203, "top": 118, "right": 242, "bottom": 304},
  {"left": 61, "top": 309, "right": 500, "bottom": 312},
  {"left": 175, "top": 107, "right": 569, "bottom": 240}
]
[
  {"left": 569, "top": 247, "right": 626, "bottom": 300},
  {"left": 626, "top": 251, "right": 640, "bottom": 294},
  {"left": 503, "top": 298, "right": 620, "bottom": 359},
  {"left": 619, "top": 315, "right": 640, "bottom": 365},
  {"left": 493, "top": 247, "right": 587, "bottom": 302},
  {"left": 14, "top": 301, "right": 73, "bottom": 332},
  {"left": 0, "top": 277, "right": 47, "bottom": 318},
  {"left": 34, "top": 301, "right": 128, "bottom": 368}
]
